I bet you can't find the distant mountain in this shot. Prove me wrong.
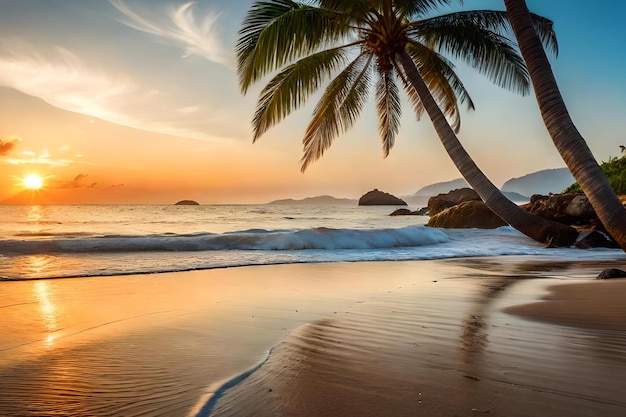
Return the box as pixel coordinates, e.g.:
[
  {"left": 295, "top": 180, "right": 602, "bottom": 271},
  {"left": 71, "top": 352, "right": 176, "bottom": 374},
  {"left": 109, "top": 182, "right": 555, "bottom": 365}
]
[
  {"left": 267, "top": 195, "right": 356, "bottom": 205},
  {"left": 414, "top": 178, "right": 469, "bottom": 196},
  {"left": 502, "top": 191, "right": 530, "bottom": 202},
  {"left": 1, "top": 190, "right": 53, "bottom": 205},
  {"left": 414, "top": 168, "right": 574, "bottom": 200},
  {"left": 0, "top": 188, "right": 112, "bottom": 205},
  {"left": 501, "top": 168, "right": 574, "bottom": 196}
]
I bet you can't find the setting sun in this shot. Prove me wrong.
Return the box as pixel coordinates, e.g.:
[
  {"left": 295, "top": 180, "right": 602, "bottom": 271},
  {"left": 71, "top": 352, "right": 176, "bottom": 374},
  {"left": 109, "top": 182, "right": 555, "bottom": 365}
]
[{"left": 22, "top": 174, "right": 44, "bottom": 190}]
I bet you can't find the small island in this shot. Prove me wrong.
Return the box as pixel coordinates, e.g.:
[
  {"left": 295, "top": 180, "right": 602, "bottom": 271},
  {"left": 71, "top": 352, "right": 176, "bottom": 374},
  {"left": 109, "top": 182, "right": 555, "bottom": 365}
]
[
  {"left": 358, "top": 189, "right": 407, "bottom": 206},
  {"left": 174, "top": 200, "right": 200, "bottom": 205}
]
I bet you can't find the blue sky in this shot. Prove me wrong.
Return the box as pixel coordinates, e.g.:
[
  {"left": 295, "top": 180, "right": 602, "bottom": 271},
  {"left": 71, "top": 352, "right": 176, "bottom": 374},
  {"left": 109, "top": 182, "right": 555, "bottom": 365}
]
[{"left": 0, "top": 0, "right": 624, "bottom": 203}]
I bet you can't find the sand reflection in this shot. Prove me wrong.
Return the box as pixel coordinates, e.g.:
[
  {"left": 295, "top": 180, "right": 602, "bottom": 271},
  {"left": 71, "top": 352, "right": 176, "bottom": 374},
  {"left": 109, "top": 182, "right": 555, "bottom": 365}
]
[{"left": 33, "top": 280, "right": 58, "bottom": 347}]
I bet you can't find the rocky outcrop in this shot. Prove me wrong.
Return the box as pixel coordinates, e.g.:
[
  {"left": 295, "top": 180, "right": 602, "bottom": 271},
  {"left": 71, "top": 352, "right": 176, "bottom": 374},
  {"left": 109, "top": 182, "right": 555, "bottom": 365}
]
[
  {"left": 389, "top": 207, "right": 428, "bottom": 216},
  {"left": 427, "top": 201, "right": 507, "bottom": 229},
  {"left": 427, "top": 188, "right": 481, "bottom": 216},
  {"left": 175, "top": 200, "right": 200, "bottom": 205},
  {"left": 522, "top": 193, "right": 596, "bottom": 225},
  {"left": 358, "top": 189, "right": 407, "bottom": 206},
  {"left": 422, "top": 188, "right": 619, "bottom": 248}
]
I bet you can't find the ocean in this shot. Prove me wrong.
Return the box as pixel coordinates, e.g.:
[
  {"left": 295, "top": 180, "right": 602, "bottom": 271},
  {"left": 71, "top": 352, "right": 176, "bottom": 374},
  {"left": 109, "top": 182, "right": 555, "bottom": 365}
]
[{"left": 0, "top": 204, "right": 621, "bottom": 280}]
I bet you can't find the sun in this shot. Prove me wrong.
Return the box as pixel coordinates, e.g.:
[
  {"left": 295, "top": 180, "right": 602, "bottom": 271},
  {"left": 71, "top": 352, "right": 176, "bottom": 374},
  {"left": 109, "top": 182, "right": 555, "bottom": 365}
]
[{"left": 22, "top": 174, "right": 44, "bottom": 190}]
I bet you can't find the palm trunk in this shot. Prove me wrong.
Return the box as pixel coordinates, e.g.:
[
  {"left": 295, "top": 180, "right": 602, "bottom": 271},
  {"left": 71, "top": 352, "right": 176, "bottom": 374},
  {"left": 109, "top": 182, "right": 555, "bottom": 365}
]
[
  {"left": 504, "top": 0, "right": 626, "bottom": 251},
  {"left": 396, "top": 50, "right": 578, "bottom": 247}
]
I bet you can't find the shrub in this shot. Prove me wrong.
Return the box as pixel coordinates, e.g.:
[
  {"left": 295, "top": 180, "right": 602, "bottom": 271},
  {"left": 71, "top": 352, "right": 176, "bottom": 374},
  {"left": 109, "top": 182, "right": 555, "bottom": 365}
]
[{"left": 563, "top": 154, "right": 626, "bottom": 195}]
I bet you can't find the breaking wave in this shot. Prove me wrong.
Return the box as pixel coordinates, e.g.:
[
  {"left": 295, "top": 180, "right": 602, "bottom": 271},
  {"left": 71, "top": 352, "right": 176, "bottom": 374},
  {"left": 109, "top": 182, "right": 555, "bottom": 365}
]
[{"left": 0, "top": 225, "right": 450, "bottom": 255}]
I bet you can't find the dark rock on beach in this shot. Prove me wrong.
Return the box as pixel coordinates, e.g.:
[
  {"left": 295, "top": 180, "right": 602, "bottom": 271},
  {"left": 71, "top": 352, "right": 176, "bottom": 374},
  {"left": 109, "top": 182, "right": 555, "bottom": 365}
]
[
  {"left": 428, "top": 188, "right": 481, "bottom": 216},
  {"left": 576, "top": 231, "right": 620, "bottom": 249},
  {"left": 597, "top": 268, "right": 626, "bottom": 279},
  {"left": 389, "top": 207, "right": 428, "bottom": 216},
  {"left": 175, "top": 200, "right": 200, "bottom": 205},
  {"left": 427, "top": 200, "right": 507, "bottom": 229},
  {"left": 522, "top": 193, "right": 596, "bottom": 225},
  {"left": 521, "top": 192, "right": 622, "bottom": 248},
  {"left": 358, "top": 189, "right": 407, "bottom": 206}
]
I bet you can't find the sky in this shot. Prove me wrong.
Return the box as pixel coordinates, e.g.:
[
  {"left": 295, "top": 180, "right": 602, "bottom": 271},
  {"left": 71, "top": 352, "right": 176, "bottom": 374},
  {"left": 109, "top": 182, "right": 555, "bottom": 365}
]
[{"left": 0, "top": 0, "right": 624, "bottom": 204}]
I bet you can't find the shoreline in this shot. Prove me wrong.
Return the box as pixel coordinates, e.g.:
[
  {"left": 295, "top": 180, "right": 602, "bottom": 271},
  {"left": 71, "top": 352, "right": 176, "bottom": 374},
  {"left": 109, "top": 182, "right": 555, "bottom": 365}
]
[{"left": 1, "top": 258, "right": 626, "bottom": 416}]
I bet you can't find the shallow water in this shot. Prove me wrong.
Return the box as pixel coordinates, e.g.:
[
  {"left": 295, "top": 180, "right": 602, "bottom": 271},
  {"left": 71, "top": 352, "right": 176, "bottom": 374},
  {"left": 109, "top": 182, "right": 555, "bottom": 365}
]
[{"left": 1, "top": 204, "right": 621, "bottom": 280}]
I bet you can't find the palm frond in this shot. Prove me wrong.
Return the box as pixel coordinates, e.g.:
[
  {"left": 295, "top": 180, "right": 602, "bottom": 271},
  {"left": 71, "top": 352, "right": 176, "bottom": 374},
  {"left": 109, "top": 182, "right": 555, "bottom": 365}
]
[
  {"left": 375, "top": 67, "right": 402, "bottom": 157},
  {"left": 252, "top": 47, "right": 349, "bottom": 141},
  {"left": 394, "top": 0, "right": 458, "bottom": 20},
  {"left": 301, "top": 53, "right": 373, "bottom": 172},
  {"left": 404, "top": 41, "right": 474, "bottom": 132},
  {"left": 410, "top": 10, "right": 558, "bottom": 55},
  {"left": 317, "top": 0, "right": 371, "bottom": 20},
  {"left": 413, "top": 13, "right": 531, "bottom": 95},
  {"left": 236, "top": 0, "right": 350, "bottom": 93},
  {"left": 529, "top": 12, "right": 558, "bottom": 56}
]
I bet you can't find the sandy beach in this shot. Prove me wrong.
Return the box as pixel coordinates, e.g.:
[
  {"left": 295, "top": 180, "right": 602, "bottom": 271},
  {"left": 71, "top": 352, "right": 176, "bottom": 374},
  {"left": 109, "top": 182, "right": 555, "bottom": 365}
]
[{"left": 2, "top": 257, "right": 626, "bottom": 416}]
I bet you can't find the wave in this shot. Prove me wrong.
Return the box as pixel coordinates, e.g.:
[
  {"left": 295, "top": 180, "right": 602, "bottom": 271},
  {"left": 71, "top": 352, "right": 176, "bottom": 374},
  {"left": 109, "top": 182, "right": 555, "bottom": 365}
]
[{"left": 0, "top": 225, "right": 450, "bottom": 255}]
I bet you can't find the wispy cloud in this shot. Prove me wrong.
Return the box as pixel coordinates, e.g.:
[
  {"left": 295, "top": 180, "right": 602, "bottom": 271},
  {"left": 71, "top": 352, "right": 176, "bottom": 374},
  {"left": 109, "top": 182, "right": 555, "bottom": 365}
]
[
  {"left": 4, "top": 149, "right": 74, "bottom": 167},
  {"left": 0, "top": 137, "right": 78, "bottom": 167},
  {"left": 0, "top": 40, "right": 136, "bottom": 125},
  {"left": 0, "top": 40, "right": 226, "bottom": 142},
  {"left": 177, "top": 105, "right": 199, "bottom": 113},
  {"left": 110, "top": 0, "right": 232, "bottom": 66}
]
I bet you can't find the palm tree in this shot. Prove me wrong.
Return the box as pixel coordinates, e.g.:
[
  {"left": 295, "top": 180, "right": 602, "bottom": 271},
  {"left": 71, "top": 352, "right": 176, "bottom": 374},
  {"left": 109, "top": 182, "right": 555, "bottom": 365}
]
[
  {"left": 236, "top": 0, "right": 578, "bottom": 246},
  {"left": 504, "top": 0, "right": 626, "bottom": 251}
]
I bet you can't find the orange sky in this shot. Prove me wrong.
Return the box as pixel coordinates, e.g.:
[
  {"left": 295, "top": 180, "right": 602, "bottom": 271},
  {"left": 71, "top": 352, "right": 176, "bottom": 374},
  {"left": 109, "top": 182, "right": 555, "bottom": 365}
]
[{"left": 1, "top": 1, "right": 625, "bottom": 204}]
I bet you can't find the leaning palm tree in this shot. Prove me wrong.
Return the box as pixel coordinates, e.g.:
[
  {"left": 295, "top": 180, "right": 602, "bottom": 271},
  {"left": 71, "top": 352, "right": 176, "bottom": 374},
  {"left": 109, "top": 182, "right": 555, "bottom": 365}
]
[
  {"left": 236, "top": 0, "right": 578, "bottom": 246},
  {"left": 504, "top": 0, "right": 626, "bottom": 251}
]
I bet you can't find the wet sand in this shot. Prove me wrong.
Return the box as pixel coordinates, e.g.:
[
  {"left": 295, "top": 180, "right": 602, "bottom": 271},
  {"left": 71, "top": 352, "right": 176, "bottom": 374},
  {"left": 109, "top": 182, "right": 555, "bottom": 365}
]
[{"left": 1, "top": 257, "right": 626, "bottom": 416}]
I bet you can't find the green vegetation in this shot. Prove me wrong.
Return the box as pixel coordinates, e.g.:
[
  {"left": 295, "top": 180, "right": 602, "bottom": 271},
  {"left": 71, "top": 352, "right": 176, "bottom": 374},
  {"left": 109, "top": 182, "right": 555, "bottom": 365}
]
[{"left": 563, "top": 153, "right": 626, "bottom": 195}]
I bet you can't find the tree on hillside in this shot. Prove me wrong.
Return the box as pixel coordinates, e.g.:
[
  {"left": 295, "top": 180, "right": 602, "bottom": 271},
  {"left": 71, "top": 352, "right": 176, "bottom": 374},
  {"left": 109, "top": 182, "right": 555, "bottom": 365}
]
[
  {"left": 236, "top": 0, "right": 577, "bottom": 246},
  {"left": 504, "top": 0, "right": 626, "bottom": 252}
]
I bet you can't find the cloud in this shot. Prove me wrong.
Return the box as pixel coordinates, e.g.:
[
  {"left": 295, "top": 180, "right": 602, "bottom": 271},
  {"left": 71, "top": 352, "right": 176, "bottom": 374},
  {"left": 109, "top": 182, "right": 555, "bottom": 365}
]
[
  {"left": 110, "top": 0, "right": 232, "bottom": 66},
  {"left": 0, "top": 40, "right": 136, "bottom": 125},
  {"left": 0, "top": 40, "right": 226, "bottom": 142},
  {"left": 49, "top": 173, "right": 125, "bottom": 190},
  {"left": 0, "top": 137, "right": 20, "bottom": 155},
  {"left": 177, "top": 105, "right": 199, "bottom": 113},
  {"left": 49, "top": 173, "right": 98, "bottom": 189},
  {"left": 1, "top": 140, "right": 74, "bottom": 167}
]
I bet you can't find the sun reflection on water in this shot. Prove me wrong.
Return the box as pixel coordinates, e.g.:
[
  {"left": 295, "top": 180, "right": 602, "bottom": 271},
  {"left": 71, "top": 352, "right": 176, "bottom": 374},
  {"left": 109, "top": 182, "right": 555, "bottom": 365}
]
[
  {"left": 27, "top": 205, "right": 45, "bottom": 222},
  {"left": 33, "top": 280, "right": 58, "bottom": 347}
]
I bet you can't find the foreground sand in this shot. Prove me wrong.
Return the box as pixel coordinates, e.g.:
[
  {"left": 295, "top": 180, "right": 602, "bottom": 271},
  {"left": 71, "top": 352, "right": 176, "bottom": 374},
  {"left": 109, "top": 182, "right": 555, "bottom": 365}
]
[{"left": 1, "top": 257, "right": 626, "bottom": 416}]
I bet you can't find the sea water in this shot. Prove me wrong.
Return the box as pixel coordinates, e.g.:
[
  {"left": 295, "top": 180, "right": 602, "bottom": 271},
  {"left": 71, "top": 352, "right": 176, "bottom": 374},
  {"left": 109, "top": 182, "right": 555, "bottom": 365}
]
[{"left": 0, "top": 204, "right": 620, "bottom": 280}]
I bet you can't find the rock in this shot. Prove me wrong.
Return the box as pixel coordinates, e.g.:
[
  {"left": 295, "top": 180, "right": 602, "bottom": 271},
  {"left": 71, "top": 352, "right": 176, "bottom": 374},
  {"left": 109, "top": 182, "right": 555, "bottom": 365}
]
[
  {"left": 175, "top": 200, "right": 199, "bottom": 205},
  {"left": 427, "top": 200, "right": 507, "bottom": 229},
  {"left": 522, "top": 193, "right": 596, "bottom": 225},
  {"left": 576, "top": 231, "right": 619, "bottom": 249},
  {"left": 427, "top": 188, "right": 481, "bottom": 216},
  {"left": 358, "top": 189, "right": 407, "bottom": 206},
  {"left": 389, "top": 208, "right": 412, "bottom": 216},
  {"left": 389, "top": 207, "right": 429, "bottom": 216},
  {"left": 597, "top": 268, "right": 626, "bottom": 279}
]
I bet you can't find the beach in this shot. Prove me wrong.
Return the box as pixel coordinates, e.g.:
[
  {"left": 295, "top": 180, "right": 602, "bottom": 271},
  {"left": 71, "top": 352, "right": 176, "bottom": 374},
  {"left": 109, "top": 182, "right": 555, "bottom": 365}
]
[{"left": 1, "top": 257, "right": 626, "bottom": 416}]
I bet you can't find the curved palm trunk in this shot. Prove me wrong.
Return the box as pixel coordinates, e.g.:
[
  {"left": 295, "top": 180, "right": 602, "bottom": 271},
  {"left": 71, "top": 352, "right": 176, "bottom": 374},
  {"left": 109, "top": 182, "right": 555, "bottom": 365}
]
[
  {"left": 504, "top": 0, "right": 626, "bottom": 251},
  {"left": 397, "top": 50, "right": 578, "bottom": 247}
]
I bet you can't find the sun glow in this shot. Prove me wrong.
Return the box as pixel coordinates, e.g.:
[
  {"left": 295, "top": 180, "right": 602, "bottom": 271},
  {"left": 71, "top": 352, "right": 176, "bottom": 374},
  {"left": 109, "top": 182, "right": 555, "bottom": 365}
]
[{"left": 22, "top": 173, "right": 44, "bottom": 190}]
